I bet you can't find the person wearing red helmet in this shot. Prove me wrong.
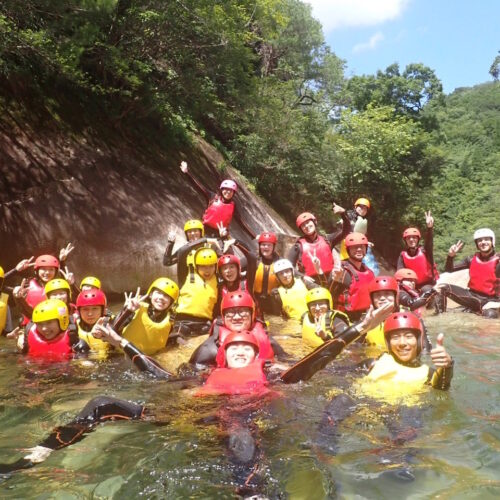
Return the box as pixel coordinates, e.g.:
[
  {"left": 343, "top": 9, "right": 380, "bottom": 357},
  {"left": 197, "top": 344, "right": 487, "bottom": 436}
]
[
  {"left": 231, "top": 231, "right": 281, "bottom": 316},
  {"left": 287, "top": 204, "right": 350, "bottom": 283},
  {"left": 397, "top": 212, "right": 440, "bottom": 308},
  {"left": 317, "top": 311, "right": 453, "bottom": 480},
  {"left": 179, "top": 161, "right": 256, "bottom": 239},
  {"left": 189, "top": 290, "right": 285, "bottom": 367},
  {"left": 394, "top": 268, "right": 438, "bottom": 314},
  {"left": 437, "top": 228, "right": 500, "bottom": 318},
  {"left": 328, "top": 232, "right": 375, "bottom": 322},
  {"left": 214, "top": 254, "right": 249, "bottom": 315}
]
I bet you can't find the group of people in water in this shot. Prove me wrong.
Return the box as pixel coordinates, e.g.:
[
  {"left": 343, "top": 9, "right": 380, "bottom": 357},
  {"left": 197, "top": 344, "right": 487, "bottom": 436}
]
[{"left": 0, "top": 161, "right": 498, "bottom": 488}]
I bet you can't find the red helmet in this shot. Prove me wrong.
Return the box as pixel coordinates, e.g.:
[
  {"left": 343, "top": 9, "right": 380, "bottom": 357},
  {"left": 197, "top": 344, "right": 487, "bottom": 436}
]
[
  {"left": 221, "top": 291, "right": 255, "bottom": 320},
  {"left": 76, "top": 289, "right": 107, "bottom": 309},
  {"left": 217, "top": 254, "right": 241, "bottom": 270},
  {"left": 344, "top": 232, "right": 368, "bottom": 248},
  {"left": 402, "top": 227, "right": 421, "bottom": 240},
  {"left": 220, "top": 179, "right": 238, "bottom": 192},
  {"left": 383, "top": 312, "right": 424, "bottom": 355},
  {"left": 34, "top": 255, "right": 60, "bottom": 270},
  {"left": 295, "top": 212, "right": 316, "bottom": 229},
  {"left": 394, "top": 268, "right": 418, "bottom": 282},
  {"left": 258, "top": 232, "right": 277, "bottom": 244},
  {"left": 368, "top": 276, "right": 398, "bottom": 306},
  {"left": 222, "top": 331, "right": 259, "bottom": 351}
]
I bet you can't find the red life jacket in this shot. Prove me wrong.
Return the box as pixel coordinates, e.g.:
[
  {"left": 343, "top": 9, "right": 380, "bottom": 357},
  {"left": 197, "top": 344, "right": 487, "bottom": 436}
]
[
  {"left": 468, "top": 253, "right": 499, "bottom": 297},
  {"left": 202, "top": 195, "right": 235, "bottom": 229},
  {"left": 298, "top": 235, "right": 334, "bottom": 276},
  {"left": 336, "top": 261, "right": 374, "bottom": 312},
  {"left": 26, "top": 324, "right": 73, "bottom": 360},
  {"left": 25, "top": 278, "right": 46, "bottom": 308},
  {"left": 401, "top": 247, "right": 439, "bottom": 286},
  {"left": 196, "top": 359, "right": 269, "bottom": 396},
  {"left": 215, "top": 322, "right": 275, "bottom": 368}
]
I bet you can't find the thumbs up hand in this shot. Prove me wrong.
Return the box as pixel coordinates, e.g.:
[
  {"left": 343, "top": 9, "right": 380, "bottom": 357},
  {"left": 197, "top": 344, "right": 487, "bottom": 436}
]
[{"left": 430, "top": 333, "right": 452, "bottom": 367}]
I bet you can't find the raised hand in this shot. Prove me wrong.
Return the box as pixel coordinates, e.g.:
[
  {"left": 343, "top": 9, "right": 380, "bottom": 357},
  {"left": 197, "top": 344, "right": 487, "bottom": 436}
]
[
  {"left": 6, "top": 326, "right": 22, "bottom": 340},
  {"left": 359, "top": 302, "right": 394, "bottom": 332},
  {"left": 92, "top": 317, "right": 122, "bottom": 347},
  {"left": 167, "top": 228, "right": 177, "bottom": 243},
  {"left": 448, "top": 240, "right": 464, "bottom": 257},
  {"left": 59, "top": 266, "right": 75, "bottom": 285},
  {"left": 15, "top": 256, "right": 34, "bottom": 272},
  {"left": 180, "top": 161, "right": 188, "bottom": 173},
  {"left": 425, "top": 210, "right": 434, "bottom": 228},
  {"left": 124, "top": 287, "right": 148, "bottom": 312},
  {"left": 217, "top": 222, "right": 228, "bottom": 239},
  {"left": 332, "top": 202, "right": 345, "bottom": 215},
  {"left": 59, "top": 242, "right": 75, "bottom": 262},
  {"left": 309, "top": 249, "right": 323, "bottom": 274},
  {"left": 13, "top": 278, "right": 30, "bottom": 299},
  {"left": 430, "top": 333, "right": 452, "bottom": 367}
]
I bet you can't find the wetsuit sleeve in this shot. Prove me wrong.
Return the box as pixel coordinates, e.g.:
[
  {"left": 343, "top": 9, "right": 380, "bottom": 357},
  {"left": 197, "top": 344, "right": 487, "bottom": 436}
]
[
  {"left": 163, "top": 241, "right": 178, "bottom": 267},
  {"left": 233, "top": 203, "right": 257, "bottom": 239},
  {"left": 427, "top": 361, "right": 454, "bottom": 391},
  {"left": 424, "top": 227, "right": 437, "bottom": 276},
  {"left": 14, "top": 295, "right": 34, "bottom": 319},
  {"left": 331, "top": 314, "right": 350, "bottom": 337},
  {"left": 329, "top": 269, "right": 351, "bottom": 305},
  {"left": 183, "top": 169, "right": 211, "bottom": 201},
  {"left": 233, "top": 241, "right": 258, "bottom": 291},
  {"left": 287, "top": 242, "right": 302, "bottom": 268},
  {"left": 122, "top": 341, "right": 173, "bottom": 379},
  {"left": 445, "top": 255, "right": 472, "bottom": 272},
  {"left": 325, "top": 212, "right": 351, "bottom": 248},
  {"left": 268, "top": 289, "right": 284, "bottom": 316},
  {"left": 399, "top": 289, "right": 435, "bottom": 311},
  {"left": 111, "top": 307, "right": 134, "bottom": 334},
  {"left": 396, "top": 253, "right": 405, "bottom": 270}
]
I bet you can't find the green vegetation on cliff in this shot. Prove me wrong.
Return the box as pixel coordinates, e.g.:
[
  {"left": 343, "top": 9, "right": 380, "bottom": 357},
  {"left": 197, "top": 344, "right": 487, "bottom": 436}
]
[{"left": 0, "top": 1, "right": 498, "bottom": 265}]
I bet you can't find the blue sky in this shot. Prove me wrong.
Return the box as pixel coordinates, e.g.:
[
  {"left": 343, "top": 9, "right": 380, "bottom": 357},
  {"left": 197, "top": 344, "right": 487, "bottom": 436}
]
[{"left": 306, "top": 0, "right": 499, "bottom": 94}]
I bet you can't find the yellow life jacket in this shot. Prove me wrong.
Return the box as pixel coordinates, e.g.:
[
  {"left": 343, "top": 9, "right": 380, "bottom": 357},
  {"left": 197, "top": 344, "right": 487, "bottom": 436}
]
[
  {"left": 301, "top": 310, "right": 350, "bottom": 349},
  {"left": 77, "top": 320, "right": 110, "bottom": 358},
  {"left": 278, "top": 279, "right": 309, "bottom": 321},
  {"left": 253, "top": 261, "right": 278, "bottom": 296},
  {"left": 0, "top": 292, "right": 8, "bottom": 334},
  {"left": 122, "top": 303, "right": 172, "bottom": 355},
  {"left": 176, "top": 272, "right": 218, "bottom": 320},
  {"left": 365, "top": 323, "right": 385, "bottom": 347},
  {"left": 356, "top": 353, "right": 430, "bottom": 406}
]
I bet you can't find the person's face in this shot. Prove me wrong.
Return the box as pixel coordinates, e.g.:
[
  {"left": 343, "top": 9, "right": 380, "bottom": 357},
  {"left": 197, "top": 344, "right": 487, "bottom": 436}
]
[
  {"left": 186, "top": 229, "right": 202, "bottom": 242},
  {"left": 48, "top": 290, "right": 69, "bottom": 303},
  {"left": 308, "top": 300, "right": 329, "bottom": 318},
  {"left": 225, "top": 342, "right": 256, "bottom": 368},
  {"left": 476, "top": 237, "right": 493, "bottom": 254},
  {"left": 348, "top": 244, "right": 367, "bottom": 262},
  {"left": 38, "top": 267, "right": 57, "bottom": 283},
  {"left": 150, "top": 289, "right": 173, "bottom": 311},
  {"left": 221, "top": 188, "right": 234, "bottom": 201},
  {"left": 371, "top": 290, "right": 396, "bottom": 309},
  {"left": 219, "top": 263, "right": 239, "bottom": 283},
  {"left": 223, "top": 307, "right": 252, "bottom": 332},
  {"left": 80, "top": 305, "right": 103, "bottom": 325},
  {"left": 388, "top": 329, "right": 418, "bottom": 363},
  {"left": 277, "top": 269, "right": 293, "bottom": 287},
  {"left": 36, "top": 319, "right": 62, "bottom": 340},
  {"left": 259, "top": 242, "right": 274, "bottom": 258},
  {"left": 405, "top": 236, "right": 419, "bottom": 249},
  {"left": 197, "top": 265, "right": 216, "bottom": 280},
  {"left": 300, "top": 219, "right": 316, "bottom": 237},
  {"left": 355, "top": 205, "right": 368, "bottom": 217}
]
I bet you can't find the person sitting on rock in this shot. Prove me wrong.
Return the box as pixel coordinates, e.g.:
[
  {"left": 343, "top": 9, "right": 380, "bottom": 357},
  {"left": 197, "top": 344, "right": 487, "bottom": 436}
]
[
  {"left": 438, "top": 228, "right": 499, "bottom": 319},
  {"left": 179, "top": 161, "right": 256, "bottom": 239},
  {"left": 394, "top": 268, "right": 437, "bottom": 316}
]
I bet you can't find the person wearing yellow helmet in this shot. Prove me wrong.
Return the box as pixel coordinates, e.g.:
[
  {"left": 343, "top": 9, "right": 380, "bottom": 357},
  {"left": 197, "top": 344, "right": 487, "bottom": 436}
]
[
  {"left": 170, "top": 247, "right": 219, "bottom": 338},
  {"left": 179, "top": 161, "right": 256, "bottom": 239},
  {"left": 18, "top": 299, "right": 79, "bottom": 359},
  {"left": 111, "top": 277, "right": 179, "bottom": 355},
  {"left": 79, "top": 276, "right": 101, "bottom": 291}
]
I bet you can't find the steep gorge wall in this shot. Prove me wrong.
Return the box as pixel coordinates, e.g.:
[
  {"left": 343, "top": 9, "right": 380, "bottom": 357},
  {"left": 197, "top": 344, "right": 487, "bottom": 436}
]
[{"left": 0, "top": 114, "right": 296, "bottom": 293}]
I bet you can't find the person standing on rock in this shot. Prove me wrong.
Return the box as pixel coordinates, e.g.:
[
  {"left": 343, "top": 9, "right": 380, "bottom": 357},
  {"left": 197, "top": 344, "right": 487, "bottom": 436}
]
[
  {"left": 437, "top": 228, "right": 500, "bottom": 319},
  {"left": 179, "top": 161, "right": 256, "bottom": 240}
]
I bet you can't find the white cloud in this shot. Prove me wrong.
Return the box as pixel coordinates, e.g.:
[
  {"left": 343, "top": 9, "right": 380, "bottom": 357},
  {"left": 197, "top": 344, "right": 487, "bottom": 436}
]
[
  {"left": 306, "top": 0, "right": 410, "bottom": 32},
  {"left": 352, "top": 32, "right": 385, "bottom": 53}
]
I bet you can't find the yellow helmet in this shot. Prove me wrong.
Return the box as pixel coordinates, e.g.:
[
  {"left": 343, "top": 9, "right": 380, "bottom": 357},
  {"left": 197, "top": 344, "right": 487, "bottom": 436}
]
[
  {"left": 0, "top": 266, "right": 4, "bottom": 279},
  {"left": 32, "top": 299, "right": 70, "bottom": 331},
  {"left": 354, "top": 197, "right": 371, "bottom": 209},
  {"left": 183, "top": 219, "right": 204, "bottom": 237},
  {"left": 80, "top": 276, "right": 101, "bottom": 289},
  {"left": 306, "top": 287, "right": 333, "bottom": 309},
  {"left": 44, "top": 278, "right": 71, "bottom": 299},
  {"left": 147, "top": 277, "right": 179, "bottom": 301},
  {"left": 194, "top": 248, "right": 218, "bottom": 266}
]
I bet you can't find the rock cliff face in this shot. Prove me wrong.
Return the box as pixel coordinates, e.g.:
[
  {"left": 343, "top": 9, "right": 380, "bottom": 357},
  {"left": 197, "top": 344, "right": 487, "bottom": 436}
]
[{"left": 0, "top": 115, "right": 295, "bottom": 293}]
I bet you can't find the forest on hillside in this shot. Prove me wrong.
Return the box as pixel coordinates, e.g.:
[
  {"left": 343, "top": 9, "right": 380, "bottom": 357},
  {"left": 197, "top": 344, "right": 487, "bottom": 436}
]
[{"left": 0, "top": 0, "right": 498, "bottom": 264}]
